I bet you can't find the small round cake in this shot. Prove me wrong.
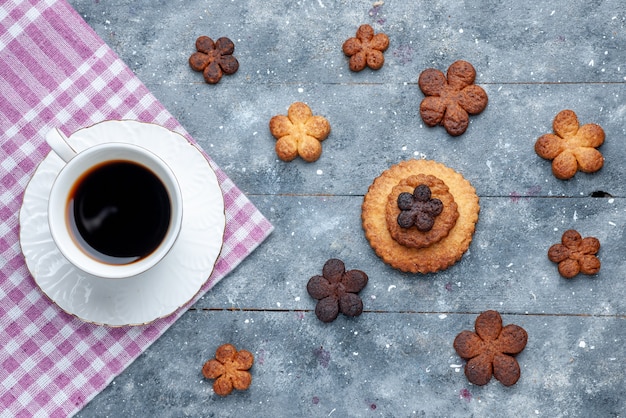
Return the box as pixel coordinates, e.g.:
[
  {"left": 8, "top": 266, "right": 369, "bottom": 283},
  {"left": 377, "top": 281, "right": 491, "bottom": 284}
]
[{"left": 362, "top": 159, "right": 479, "bottom": 273}]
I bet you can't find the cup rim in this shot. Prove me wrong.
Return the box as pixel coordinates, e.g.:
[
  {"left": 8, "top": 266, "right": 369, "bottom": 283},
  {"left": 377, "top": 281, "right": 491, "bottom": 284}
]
[{"left": 48, "top": 142, "right": 183, "bottom": 279}]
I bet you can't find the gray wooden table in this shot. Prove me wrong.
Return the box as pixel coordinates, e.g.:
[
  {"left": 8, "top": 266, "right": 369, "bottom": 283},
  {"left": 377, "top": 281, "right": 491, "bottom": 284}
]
[{"left": 70, "top": 1, "right": 625, "bottom": 417}]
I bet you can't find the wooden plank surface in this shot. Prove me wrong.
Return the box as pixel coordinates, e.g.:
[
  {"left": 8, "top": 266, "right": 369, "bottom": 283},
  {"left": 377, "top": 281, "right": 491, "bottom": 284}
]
[{"left": 68, "top": 0, "right": 626, "bottom": 416}]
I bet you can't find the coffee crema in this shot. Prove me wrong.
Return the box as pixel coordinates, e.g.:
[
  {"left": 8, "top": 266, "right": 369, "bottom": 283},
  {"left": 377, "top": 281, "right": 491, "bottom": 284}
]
[{"left": 67, "top": 160, "right": 171, "bottom": 265}]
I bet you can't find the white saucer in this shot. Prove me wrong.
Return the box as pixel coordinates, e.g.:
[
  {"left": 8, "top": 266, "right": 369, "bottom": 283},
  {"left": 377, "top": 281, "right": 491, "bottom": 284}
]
[{"left": 19, "top": 120, "right": 226, "bottom": 326}]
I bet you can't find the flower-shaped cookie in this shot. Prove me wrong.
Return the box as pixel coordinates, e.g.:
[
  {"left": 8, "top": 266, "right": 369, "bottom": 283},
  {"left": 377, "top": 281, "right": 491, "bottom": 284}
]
[
  {"left": 189, "top": 36, "right": 239, "bottom": 84},
  {"left": 269, "top": 102, "right": 331, "bottom": 162},
  {"left": 306, "top": 259, "right": 368, "bottom": 323},
  {"left": 202, "top": 344, "right": 254, "bottom": 396},
  {"left": 397, "top": 184, "right": 444, "bottom": 231},
  {"left": 454, "top": 310, "right": 528, "bottom": 386},
  {"left": 534, "top": 110, "right": 605, "bottom": 180},
  {"left": 548, "top": 229, "right": 601, "bottom": 279},
  {"left": 418, "top": 60, "right": 488, "bottom": 136},
  {"left": 342, "top": 24, "right": 390, "bottom": 71}
]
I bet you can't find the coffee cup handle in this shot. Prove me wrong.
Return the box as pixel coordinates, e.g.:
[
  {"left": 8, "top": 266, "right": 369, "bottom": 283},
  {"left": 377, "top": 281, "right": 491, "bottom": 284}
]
[{"left": 45, "top": 128, "right": 78, "bottom": 163}]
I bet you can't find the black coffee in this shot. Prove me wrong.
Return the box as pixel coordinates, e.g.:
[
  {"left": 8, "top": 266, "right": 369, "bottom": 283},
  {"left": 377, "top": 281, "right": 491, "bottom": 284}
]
[{"left": 68, "top": 160, "right": 171, "bottom": 265}]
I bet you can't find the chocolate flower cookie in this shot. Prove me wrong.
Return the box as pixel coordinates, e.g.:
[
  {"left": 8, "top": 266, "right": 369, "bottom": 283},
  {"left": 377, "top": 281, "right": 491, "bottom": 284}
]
[
  {"left": 342, "top": 24, "right": 389, "bottom": 71},
  {"left": 269, "top": 102, "right": 331, "bottom": 162},
  {"left": 535, "top": 109, "right": 605, "bottom": 180},
  {"left": 454, "top": 310, "right": 528, "bottom": 386},
  {"left": 202, "top": 344, "right": 254, "bottom": 396},
  {"left": 397, "top": 184, "right": 444, "bottom": 231},
  {"left": 189, "top": 36, "right": 239, "bottom": 84},
  {"left": 418, "top": 60, "right": 488, "bottom": 136},
  {"left": 548, "top": 229, "right": 601, "bottom": 279},
  {"left": 307, "top": 259, "right": 368, "bottom": 323}
]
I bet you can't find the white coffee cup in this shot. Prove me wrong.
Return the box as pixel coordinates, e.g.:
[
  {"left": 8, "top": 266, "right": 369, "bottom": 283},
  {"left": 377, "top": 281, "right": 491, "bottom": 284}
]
[{"left": 45, "top": 127, "right": 183, "bottom": 279}]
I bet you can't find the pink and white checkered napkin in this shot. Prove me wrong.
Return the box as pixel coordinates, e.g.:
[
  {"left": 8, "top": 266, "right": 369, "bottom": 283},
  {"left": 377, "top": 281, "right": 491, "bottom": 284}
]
[{"left": 0, "top": 0, "right": 273, "bottom": 416}]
